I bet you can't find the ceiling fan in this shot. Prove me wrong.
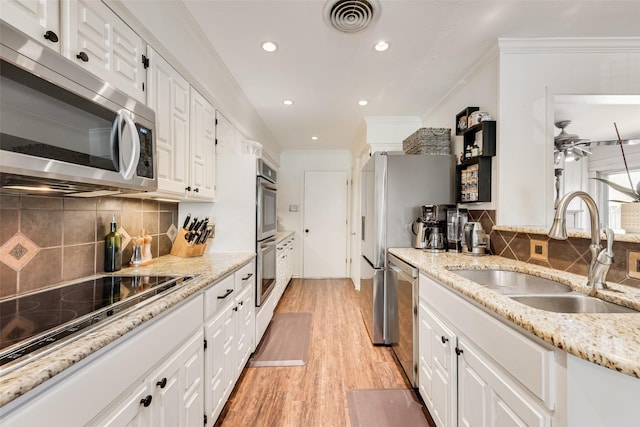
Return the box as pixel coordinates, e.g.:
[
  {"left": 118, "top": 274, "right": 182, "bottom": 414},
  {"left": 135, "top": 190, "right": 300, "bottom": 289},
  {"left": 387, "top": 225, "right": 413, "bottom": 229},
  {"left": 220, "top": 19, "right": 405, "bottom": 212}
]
[{"left": 554, "top": 120, "right": 592, "bottom": 162}]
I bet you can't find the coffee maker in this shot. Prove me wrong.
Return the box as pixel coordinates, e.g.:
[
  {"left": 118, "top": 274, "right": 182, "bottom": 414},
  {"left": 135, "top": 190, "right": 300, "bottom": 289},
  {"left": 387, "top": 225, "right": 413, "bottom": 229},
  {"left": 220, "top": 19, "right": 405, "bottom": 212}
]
[
  {"left": 422, "top": 204, "right": 454, "bottom": 252},
  {"left": 446, "top": 207, "right": 469, "bottom": 252}
]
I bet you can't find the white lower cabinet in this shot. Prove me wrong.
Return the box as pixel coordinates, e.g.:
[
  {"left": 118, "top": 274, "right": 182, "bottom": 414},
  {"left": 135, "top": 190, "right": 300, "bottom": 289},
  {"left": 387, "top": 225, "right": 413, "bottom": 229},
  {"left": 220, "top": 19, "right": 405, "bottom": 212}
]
[
  {"left": 203, "top": 261, "right": 255, "bottom": 424},
  {"left": 418, "top": 300, "right": 457, "bottom": 427},
  {"left": 92, "top": 330, "right": 204, "bottom": 427},
  {"left": 418, "top": 273, "right": 555, "bottom": 427}
]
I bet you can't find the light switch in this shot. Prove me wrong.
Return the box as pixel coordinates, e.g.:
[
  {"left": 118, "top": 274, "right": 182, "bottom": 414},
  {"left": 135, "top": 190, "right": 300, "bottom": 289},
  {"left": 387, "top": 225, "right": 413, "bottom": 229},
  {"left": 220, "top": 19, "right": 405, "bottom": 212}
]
[{"left": 289, "top": 204, "right": 299, "bottom": 212}]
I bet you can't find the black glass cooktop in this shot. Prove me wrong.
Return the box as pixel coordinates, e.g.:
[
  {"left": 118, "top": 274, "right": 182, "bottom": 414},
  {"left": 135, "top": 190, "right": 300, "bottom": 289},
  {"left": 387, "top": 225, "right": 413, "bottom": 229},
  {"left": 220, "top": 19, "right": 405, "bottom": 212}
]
[{"left": 0, "top": 275, "right": 196, "bottom": 370}]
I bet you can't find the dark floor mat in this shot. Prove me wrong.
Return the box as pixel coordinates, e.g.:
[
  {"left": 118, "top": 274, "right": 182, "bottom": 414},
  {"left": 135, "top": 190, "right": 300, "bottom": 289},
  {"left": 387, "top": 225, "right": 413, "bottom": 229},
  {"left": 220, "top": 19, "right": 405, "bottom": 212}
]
[
  {"left": 347, "top": 389, "right": 431, "bottom": 427},
  {"left": 248, "top": 312, "right": 312, "bottom": 367}
]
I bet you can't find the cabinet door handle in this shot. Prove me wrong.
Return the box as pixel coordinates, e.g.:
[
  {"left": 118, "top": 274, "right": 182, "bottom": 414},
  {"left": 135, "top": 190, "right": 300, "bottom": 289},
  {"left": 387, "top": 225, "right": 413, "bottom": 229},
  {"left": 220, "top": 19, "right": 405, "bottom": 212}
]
[
  {"left": 239, "top": 301, "right": 244, "bottom": 306},
  {"left": 76, "top": 52, "right": 89, "bottom": 62},
  {"left": 193, "top": 187, "right": 199, "bottom": 193},
  {"left": 185, "top": 186, "right": 192, "bottom": 192},
  {"left": 455, "top": 347, "right": 463, "bottom": 356},
  {"left": 140, "top": 395, "right": 153, "bottom": 407},
  {"left": 233, "top": 306, "right": 238, "bottom": 312},
  {"left": 43, "top": 30, "right": 59, "bottom": 43},
  {"left": 441, "top": 336, "right": 449, "bottom": 344},
  {"left": 156, "top": 378, "right": 167, "bottom": 388},
  {"left": 217, "top": 289, "right": 233, "bottom": 300}
]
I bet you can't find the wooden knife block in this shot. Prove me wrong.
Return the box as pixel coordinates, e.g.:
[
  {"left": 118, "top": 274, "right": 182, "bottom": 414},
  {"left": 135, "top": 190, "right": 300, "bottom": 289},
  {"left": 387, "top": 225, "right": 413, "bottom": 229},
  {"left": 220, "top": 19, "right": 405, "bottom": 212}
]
[{"left": 170, "top": 228, "right": 207, "bottom": 257}]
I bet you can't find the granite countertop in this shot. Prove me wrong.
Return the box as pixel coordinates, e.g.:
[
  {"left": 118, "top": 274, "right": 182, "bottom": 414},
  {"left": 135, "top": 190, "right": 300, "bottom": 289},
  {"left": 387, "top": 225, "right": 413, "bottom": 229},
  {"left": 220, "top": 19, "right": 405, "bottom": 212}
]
[
  {"left": 275, "top": 230, "right": 295, "bottom": 244},
  {"left": 388, "top": 248, "right": 640, "bottom": 379},
  {"left": 0, "top": 252, "right": 255, "bottom": 408}
]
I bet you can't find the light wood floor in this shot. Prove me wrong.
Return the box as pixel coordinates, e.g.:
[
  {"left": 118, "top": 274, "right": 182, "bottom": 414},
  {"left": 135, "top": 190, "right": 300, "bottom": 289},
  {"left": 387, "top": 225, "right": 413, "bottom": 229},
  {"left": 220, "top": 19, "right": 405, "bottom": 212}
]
[{"left": 215, "top": 278, "right": 421, "bottom": 427}]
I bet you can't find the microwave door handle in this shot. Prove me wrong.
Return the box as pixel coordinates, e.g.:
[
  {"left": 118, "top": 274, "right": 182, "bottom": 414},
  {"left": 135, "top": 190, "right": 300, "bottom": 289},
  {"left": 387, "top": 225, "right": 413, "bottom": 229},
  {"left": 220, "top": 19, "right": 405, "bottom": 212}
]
[
  {"left": 117, "top": 110, "right": 140, "bottom": 180},
  {"left": 110, "top": 114, "right": 121, "bottom": 171}
]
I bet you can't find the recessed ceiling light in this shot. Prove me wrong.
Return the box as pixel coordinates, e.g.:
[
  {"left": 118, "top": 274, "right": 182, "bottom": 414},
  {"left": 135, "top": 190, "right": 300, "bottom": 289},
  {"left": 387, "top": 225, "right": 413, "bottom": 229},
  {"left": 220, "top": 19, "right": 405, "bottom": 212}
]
[
  {"left": 283, "top": 99, "right": 294, "bottom": 106},
  {"left": 374, "top": 41, "right": 389, "bottom": 52},
  {"left": 358, "top": 100, "right": 368, "bottom": 106},
  {"left": 311, "top": 136, "right": 319, "bottom": 141},
  {"left": 261, "top": 41, "right": 278, "bottom": 52}
]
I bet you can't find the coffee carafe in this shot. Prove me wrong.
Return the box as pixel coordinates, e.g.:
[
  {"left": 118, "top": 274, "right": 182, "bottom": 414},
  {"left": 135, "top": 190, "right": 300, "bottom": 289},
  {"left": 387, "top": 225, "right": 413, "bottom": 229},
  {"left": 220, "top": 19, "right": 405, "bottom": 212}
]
[
  {"left": 422, "top": 204, "right": 453, "bottom": 252},
  {"left": 446, "top": 208, "right": 468, "bottom": 252}
]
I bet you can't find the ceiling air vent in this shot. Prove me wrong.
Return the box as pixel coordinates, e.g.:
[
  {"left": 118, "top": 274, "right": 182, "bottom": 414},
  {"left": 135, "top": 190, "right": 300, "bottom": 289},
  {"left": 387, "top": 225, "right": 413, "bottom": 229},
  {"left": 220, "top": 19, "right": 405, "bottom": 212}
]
[{"left": 323, "top": 0, "right": 380, "bottom": 33}]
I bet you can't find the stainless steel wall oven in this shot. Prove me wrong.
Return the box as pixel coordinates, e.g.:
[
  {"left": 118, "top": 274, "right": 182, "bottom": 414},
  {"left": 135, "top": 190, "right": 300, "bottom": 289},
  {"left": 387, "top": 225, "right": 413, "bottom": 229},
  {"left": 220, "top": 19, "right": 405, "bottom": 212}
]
[{"left": 256, "top": 159, "right": 277, "bottom": 306}]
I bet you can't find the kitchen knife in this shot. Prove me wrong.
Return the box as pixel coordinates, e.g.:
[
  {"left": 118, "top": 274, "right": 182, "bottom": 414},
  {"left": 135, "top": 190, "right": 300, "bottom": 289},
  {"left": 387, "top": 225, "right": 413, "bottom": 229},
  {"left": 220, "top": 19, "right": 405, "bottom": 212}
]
[
  {"left": 182, "top": 213, "right": 191, "bottom": 229},
  {"left": 188, "top": 216, "right": 198, "bottom": 231}
]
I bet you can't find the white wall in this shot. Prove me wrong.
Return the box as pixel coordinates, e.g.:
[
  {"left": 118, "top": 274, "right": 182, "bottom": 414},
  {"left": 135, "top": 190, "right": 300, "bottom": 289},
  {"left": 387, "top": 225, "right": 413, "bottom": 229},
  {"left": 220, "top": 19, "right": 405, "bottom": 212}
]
[
  {"left": 498, "top": 38, "right": 640, "bottom": 227},
  {"left": 421, "top": 45, "right": 499, "bottom": 211},
  {"left": 279, "top": 150, "right": 353, "bottom": 279}
]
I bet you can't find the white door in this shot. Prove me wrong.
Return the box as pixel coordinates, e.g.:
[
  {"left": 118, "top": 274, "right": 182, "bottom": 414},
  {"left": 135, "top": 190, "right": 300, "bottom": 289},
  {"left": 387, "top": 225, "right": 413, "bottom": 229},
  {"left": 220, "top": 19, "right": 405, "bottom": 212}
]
[{"left": 303, "top": 171, "right": 348, "bottom": 278}]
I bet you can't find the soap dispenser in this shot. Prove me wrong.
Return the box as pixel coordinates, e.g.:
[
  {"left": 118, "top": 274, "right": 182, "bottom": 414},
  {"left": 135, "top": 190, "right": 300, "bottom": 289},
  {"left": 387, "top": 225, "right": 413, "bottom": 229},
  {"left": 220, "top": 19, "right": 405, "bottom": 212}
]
[{"left": 104, "top": 214, "right": 122, "bottom": 272}]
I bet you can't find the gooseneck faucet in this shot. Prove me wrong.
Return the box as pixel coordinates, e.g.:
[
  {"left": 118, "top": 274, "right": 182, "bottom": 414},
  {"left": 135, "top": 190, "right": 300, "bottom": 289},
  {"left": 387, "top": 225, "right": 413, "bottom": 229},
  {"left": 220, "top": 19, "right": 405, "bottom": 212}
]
[{"left": 548, "top": 191, "right": 614, "bottom": 290}]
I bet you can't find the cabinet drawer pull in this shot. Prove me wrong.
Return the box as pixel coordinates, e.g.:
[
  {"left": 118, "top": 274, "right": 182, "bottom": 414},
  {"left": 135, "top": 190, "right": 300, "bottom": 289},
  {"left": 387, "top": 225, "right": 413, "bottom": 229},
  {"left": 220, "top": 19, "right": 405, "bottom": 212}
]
[
  {"left": 76, "top": 52, "right": 89, "bottom": 62},
  {"left": 242, "top": 273, "right": 253, "bottom": 281},
  {"left": 156, "top": 378, "right": 167, "bottom": 388},
  {"left": 441, "top": 336, "right": 449, "bottom": 344},
  {"left": 140, "top": 395, "right": 153, "bottom": 407},
  {"left": 217, "top": 289, "right": 233, "bottom": 300},
  {"left": 43, "top": 30, "right": 59, "bottom": 43}
]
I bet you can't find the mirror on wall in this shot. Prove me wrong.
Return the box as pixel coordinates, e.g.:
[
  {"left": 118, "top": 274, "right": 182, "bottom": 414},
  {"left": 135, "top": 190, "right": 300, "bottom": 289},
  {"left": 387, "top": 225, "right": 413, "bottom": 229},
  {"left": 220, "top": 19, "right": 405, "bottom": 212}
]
[{"left": 553, "top": 95, "right": 640, "bottom": 231}]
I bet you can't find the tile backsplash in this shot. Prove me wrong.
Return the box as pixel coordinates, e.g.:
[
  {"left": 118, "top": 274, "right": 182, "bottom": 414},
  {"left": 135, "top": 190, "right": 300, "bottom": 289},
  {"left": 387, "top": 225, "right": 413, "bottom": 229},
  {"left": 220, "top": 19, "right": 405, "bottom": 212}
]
[
  {"left": 0, "top": 195, "right": 179, "bottom": 298},
  {"left": 468, "top": 209, "right": 639, "bottom": 288}
]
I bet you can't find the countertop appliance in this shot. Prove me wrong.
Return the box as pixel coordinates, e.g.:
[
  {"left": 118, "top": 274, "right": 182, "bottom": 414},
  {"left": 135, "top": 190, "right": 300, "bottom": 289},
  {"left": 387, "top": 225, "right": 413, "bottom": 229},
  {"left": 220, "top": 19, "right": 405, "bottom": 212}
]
[
  {"left": 0, "top": 21, "right": 156, "bottom": 195},
  {"left": 360, "top": 152, "right": 455, "bottom": 344},
  {"left": 447, "top": 207, "right": 468, "bottom": 252},
  {"left": 256, "top": 158, "right": 278, "bottom": 306},
  {"left": 387, "top": 254, "right": 419, "bottom": 388},
  {"left": 0, "top": 275, "right": 196, "bottom": 374},
  {"left": 422, "top": 204, "right": 454, "bottom": 252},
  {"left": 464, "top": 221, "right": 488, "bottom": 255}
]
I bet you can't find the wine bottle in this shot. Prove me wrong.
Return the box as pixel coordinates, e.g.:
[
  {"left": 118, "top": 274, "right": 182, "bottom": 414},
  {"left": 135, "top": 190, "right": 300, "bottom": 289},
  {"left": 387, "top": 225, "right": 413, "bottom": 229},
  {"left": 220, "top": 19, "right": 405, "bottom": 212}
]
[{"left": 104, "top": 214, "right": 122, "bottom": 272}]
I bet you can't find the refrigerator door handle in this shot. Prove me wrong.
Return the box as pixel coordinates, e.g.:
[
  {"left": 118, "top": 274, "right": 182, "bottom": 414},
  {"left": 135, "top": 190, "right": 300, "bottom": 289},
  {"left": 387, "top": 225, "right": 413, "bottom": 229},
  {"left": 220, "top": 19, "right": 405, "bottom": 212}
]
[{"left": 361, "top": 216, "right": 366, "bottom": 242}]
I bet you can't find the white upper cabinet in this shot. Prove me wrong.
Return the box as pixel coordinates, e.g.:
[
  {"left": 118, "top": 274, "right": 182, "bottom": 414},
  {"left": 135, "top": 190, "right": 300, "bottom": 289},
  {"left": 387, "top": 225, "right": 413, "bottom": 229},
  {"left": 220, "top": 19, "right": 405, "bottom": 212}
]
[
  {"left": 61, "top": 0, "right": 145, "bottom": 103},
  {"left": 2, "top": 0, "right": 145, "bottom": 102},
  {"left": 146, "top": 47, "right": 216, "bottom": 201},
  {"left": 189, "top": 88, "right": 217, "bottom": 201},
  {"left": 146, "top": 46, "right": 191, "bottom": 197},
  {"left": 2, "top": 0, "right": 61, "bottom": 52}
]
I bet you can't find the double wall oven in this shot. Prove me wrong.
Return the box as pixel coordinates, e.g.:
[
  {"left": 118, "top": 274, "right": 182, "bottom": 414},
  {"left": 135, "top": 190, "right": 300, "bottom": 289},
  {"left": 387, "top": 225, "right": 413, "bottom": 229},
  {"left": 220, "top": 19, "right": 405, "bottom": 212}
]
[{"left": 256, "top": 159, "right": 277, "bottom": 306}]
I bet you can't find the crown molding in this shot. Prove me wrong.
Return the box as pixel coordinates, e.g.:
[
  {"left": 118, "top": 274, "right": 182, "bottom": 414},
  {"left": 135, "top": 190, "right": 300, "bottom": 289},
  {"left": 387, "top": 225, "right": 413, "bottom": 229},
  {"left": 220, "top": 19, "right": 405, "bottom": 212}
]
[{"left": 498, "top": 37, "right": 640, "bottom": 54}]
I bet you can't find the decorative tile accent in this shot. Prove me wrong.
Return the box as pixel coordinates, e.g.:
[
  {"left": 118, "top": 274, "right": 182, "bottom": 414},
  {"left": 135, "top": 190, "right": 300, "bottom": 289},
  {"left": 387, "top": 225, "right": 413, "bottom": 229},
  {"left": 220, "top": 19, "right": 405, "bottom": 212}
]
[
  {"left": 0, "top": 233, "right": 40, "bottom": 271},
  {"left": 118, "top": 227, "right": 131, "bottom": 250},
  {"left": 166, "top": 224, "right": 178, "bottom": 243}
]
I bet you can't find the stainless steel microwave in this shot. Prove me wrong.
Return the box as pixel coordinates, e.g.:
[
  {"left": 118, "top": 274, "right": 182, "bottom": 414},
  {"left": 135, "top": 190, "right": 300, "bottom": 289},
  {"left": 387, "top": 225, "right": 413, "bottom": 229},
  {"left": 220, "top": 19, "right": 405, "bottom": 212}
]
[{"left": 0, "top": 22, "right": 157, "bottom": 196}]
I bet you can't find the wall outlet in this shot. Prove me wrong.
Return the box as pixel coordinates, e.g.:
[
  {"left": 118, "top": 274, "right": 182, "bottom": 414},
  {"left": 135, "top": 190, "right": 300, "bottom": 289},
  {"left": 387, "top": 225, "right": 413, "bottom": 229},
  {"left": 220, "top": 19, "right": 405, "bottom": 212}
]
[
  {"left": 530, "top": 239, "right": 548, "bottom": 262},
  {"left": 629, "top": 251, "right": 640, "bottom": 279}
]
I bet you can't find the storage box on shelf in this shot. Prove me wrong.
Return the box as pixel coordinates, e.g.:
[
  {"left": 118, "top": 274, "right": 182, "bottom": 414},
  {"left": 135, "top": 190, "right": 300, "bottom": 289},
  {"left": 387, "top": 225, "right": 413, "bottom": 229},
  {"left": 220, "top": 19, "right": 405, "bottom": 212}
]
[
  {"left": 455, "top": 107, "right": 479, "bottom": 135},
  {"left": 402, "top": 128, "right": 452, "bottom": 155}
]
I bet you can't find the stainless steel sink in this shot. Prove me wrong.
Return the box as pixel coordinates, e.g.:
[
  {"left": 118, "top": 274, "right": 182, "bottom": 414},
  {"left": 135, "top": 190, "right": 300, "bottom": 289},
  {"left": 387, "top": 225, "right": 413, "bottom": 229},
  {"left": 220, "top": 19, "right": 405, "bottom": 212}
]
[
  {"left": 451, "top": 269, "right": 572, "bottom": 295},
  {"left": 510, "top": 294, "right": 639, "bottom": 314}
]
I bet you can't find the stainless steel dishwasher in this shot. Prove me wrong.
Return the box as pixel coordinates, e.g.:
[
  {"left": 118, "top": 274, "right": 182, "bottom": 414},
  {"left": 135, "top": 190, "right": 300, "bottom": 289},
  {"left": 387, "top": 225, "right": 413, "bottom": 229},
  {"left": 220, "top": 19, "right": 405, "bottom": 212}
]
[{"left": 387, "top": 253, "right": 419, "bottom": 388}]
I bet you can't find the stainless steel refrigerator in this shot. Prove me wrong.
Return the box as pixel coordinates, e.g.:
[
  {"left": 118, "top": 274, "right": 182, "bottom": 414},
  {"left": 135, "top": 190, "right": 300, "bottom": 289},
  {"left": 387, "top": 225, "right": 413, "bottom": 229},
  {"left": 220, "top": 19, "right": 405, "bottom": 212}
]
[{"left": 359, "top": 152, "right": 455, "bottom": 345}]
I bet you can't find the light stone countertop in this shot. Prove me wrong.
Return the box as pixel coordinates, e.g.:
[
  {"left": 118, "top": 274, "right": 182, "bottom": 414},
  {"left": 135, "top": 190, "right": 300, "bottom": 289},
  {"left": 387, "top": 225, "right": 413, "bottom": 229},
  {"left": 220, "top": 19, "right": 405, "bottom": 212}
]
[
  {"left": 492, "top": 225, "right": 640, "bottom": 243},
  {"left": 388, "top": 248, "right": 640, "bottom": 379},
  {"left": 275, "top": 230, "right": 295, "bottom": 244},
  {"left": 0, "top": 252, "right": 255, "bottom": 408}
]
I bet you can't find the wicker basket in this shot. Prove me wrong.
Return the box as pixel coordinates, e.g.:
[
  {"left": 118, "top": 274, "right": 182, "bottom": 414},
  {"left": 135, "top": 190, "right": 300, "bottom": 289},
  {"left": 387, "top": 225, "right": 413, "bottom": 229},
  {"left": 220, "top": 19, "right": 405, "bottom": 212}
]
[{"left": 403, "top": 128, "right": 451, "bottom": 155}]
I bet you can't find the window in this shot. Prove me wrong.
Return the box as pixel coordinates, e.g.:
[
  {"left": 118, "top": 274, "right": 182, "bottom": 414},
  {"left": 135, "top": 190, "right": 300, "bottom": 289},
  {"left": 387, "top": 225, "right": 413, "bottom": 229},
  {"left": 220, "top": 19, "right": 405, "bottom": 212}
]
[{"left": 598, "top": 169, "right": 640, "bottom": 231}]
